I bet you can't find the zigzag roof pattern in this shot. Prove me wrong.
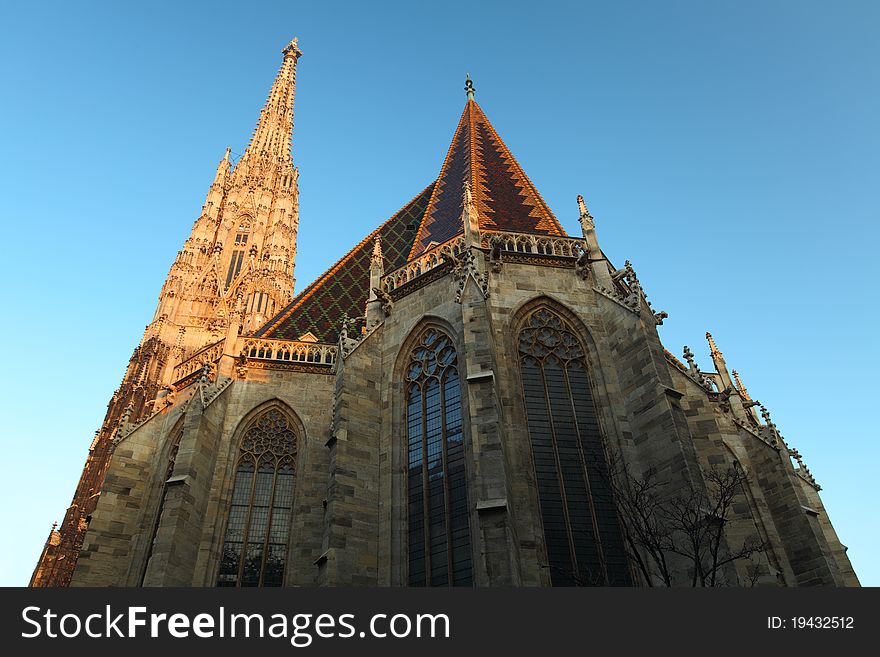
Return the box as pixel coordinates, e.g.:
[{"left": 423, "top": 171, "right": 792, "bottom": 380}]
[
  {"left": 408, "top": 99, "right": 565, "bottom": 259},
  {"left": 256, "top": 184, "right": 434, "bottom": 342},
  {"left": 257, "top": 97, "right": 564, "bottom": 343}
]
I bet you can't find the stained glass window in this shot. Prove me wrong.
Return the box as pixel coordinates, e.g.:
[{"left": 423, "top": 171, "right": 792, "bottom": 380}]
[
  {"left": 406, "top": 328, "right": 472, "bottom": 586},
  {"left": 518, "top": 308, "right": 631, "bottom": 586},
  {"left": 217, "top": 408, "right": 297, "bottom": 587}
]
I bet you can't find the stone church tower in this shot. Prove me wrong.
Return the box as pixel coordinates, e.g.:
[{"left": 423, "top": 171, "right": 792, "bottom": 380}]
[
  {"left": 32, "top": 42, "right": 858, "bottom": 588},
  {"left": 31, "top": 38, "right": 303, "bottom": 587}
]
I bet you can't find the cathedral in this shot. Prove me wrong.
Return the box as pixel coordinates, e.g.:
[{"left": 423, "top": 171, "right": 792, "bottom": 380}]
[{"left": 31, "top": 39, "right": 858, "bottom": 588}]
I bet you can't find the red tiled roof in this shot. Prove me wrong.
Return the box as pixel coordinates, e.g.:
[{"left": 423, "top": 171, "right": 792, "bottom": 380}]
[
  {"left": 408, "top": 99, "right": 565, "bottom": 259},
  {"left": 257, "top": 97, "right": 563, "bottom": 343},
  {"left": 256, "top": 184, "right": 434, "bottom": 342}
]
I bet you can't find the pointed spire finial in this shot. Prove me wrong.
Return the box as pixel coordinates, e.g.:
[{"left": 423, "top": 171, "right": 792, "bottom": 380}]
[
  {"left": 235, "top": 39, "right": 301, "bottom": 173},
  {"left": 465, "top": 74, "right": 475, "bottom": 101},
  {"left": 683, "top": 345, "right": 698, "bottom": 371},
  {"left": 224, "top": 147, "right": 231, "bottom": 162},
  {"left": 577, "top": 194, "right": 591, "bottom": 219},
  {"left": 282, "top": 37, "right": 302, "bottom": 59},
  {"left": 372, "top": 236, "right": 383, "bottom": 263},
  {"left": 577, "top": 194, "right": 595, "bottom": 230},
  {"left": 732, "top": 369, "right": 752, "bottom": 401},
  {"left": 706, "top": 331, "right": 721, "bottom": 356}
]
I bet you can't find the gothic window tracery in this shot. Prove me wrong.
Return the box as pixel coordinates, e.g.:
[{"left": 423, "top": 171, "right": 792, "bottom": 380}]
[
  {"left": 217, "top": 408, "right": 297, "bottom": 587},
  {"left": 518, "top": 307, "right": 630, "bottom": 586},
  {"left": 234, "top": 221, "right": 250, "bottom": 246},
  {"left": 227, "top": 221, "right": 251, "bottom": 286},
  {"left": 405, "top": 328, "right": 472, "bottom": 586}
]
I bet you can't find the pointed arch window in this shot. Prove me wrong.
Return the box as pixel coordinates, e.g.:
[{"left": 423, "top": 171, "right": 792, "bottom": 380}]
[
  {"left": 405, "top": 328, "right": 472, "bottom": 586},
  {"left": 225, "top": 251, "right": 245, "bottom": 288},
  {"left": 518, "top": 308, "right": 631, "bottom": 586},
  {"left": 234, "top": 220, "right": 251, "bottom": 246},
  {"left": 217, "top": 408, "right": 297, "bottom": 587},
  {"left": 226, "top": 221, "right": 250, "bottom": 287}
]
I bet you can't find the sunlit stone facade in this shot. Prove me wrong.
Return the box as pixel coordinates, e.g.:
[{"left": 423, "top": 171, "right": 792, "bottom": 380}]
[{"left": 31, "top": 41, "right": 858, "bottom": 588}]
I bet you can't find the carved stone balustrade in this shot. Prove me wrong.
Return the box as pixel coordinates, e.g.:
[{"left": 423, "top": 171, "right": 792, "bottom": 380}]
[
  {"left": 381, "top": 230, "right": 587, "bottom": 299},
  {"left": 172, "top": 339, "right": 225, "bottom": 384},
  {"left": 237, "top": 337, "right": 337, "bottom": 368},
  {"left": 382, "top": 236, "right": 465, "bottom": 293},
  {"left": 480, "top": 230, "right": 584, "bottom": 257}
]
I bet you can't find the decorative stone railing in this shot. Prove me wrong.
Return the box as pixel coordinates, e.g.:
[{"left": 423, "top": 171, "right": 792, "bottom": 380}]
[
  {"left": 480, "top": 230, "right": 584, "bottom": 258},
  {"left": 381, "top": 231, "right": 587, "bottom": 295},
  {"left": 237, "top": 337, "right": 337, "bottom": 367},
  {"left": 172, "top": 339, "right": 224, "bottom": 383},
  {"left": 382, "top": 236, "right": 465, "bottom": 293}
]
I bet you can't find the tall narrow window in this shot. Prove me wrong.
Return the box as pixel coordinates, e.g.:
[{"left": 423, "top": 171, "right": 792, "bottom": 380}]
[
  {"left": 406, "top": 328, "right": 472, "bottom": 586},
  {"left": 225, "top": 250, "right": 245, "bottom": 288},
  {"left": 217, "top": 408, "right": 297, "bottom": 587},
  {"left": 518, "top": 308, "right": 630, "bottom": 586}
]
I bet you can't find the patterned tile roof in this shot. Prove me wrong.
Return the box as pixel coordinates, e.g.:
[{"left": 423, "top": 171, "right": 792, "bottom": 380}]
[
  {"left": 257, "top": 98, "right": 563, "bottom": 343},
  {"left": 408, "top": 99, "right": 566, "bottom": 259},
  {"left": 256, "top": 183, "right": 435, "bottom": 342}
]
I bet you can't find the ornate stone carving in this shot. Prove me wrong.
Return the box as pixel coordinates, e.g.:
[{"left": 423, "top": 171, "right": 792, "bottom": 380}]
[
  {"left": 371, "top": 286, "right": 394, "bottom": 315},
  {"left": 682, "top": 345, "right": 716, "bottom": 391},
  {"left": 575, "top": 247, "right": 591, "bottom": 280},
  {"left": 487, "top": 234, "right": 504, "bottom": 272},
  {"left": 338, "top": 314, "right": 366, "bottom": 358},
  {"left": 449, "top": 248, "right": 489, "bottom": 303},
  {"left": 789, "top": 447, "right": 821, "bottom": 490},
  {"left": 240, "top": 338, "right": 337, "bottom": 367}
]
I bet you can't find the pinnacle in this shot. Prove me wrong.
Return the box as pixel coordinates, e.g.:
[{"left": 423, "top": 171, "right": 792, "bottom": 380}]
[
  {"left": 233, "top": 41, "right": 300, "bottom": 180},
  {"left": 465, "top": 74, "right": 475, "bottom": 101},
  {"left": 706, "top": 331, "right": 721, "bottom": 356},
  {"left": 372, "top": 236, "right": 383, "bottom": 262},
  {"left": 282, "top": 37, "right": 302, "bottom": 58}
]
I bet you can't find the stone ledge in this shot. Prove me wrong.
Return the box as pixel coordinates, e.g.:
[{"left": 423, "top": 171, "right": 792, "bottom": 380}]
[
  {"left": 467, "top": 370, "right": 495, "bottom": 384},
  {"left": 476, "top": 498, "right": 507, "bottom": 513}
]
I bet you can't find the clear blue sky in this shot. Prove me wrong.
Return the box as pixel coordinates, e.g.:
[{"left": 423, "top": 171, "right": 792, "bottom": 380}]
[{"left": 0, "top": 0, "right": 876, "bottom": 586}]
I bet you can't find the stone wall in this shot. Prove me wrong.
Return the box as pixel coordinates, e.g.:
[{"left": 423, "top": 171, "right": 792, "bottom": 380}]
[{"left": 71, "top": 248, "right": 859, "bottom": 587}]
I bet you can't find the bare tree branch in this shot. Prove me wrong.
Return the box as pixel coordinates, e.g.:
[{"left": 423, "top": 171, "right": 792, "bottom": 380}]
[{"left": 600, "top": 451, "right": 768, "bottom": 587}]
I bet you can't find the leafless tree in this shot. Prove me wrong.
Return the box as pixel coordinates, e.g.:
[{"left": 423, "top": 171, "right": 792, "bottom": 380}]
[{"left": 605, "top": 451, "right": 767, "bottom": 587}]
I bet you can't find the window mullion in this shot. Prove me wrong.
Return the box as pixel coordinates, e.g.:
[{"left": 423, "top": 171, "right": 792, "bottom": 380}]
[
  {"left": 420, "top": 384, "right": 431, "bottom": 583},
  {"left": 405, "top": 331, "right": 471, "bottom": 588},
  {"left": 237, "top": 456, "right": 259, "bottom": 587},
  {"left": 217, "top": 410, "right": 297, "bottom": 588},
  {"left": 439, "top": 372, "right": 453, "bottom": 586},
  {"left": 563, "top": 362, "right": 607, "bottom": 584},
  {"left": 540, "top": 359, "right": 579, "bottom": 582},
  {"left": 258, "top": 462, "right": 280, "bottom": 587}
]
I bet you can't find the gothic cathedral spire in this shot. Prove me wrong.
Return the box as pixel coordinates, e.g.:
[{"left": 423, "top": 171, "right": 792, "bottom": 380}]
[
  {"left": 232, "top": 37, "right": 301, "bottom": 184},
  {"left": 30, "top": 40, "right": 303, "bottom": 587},
  {"left": 156, "top": 38, "right": 302, "bottom": 342}
]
